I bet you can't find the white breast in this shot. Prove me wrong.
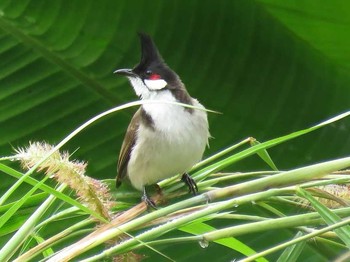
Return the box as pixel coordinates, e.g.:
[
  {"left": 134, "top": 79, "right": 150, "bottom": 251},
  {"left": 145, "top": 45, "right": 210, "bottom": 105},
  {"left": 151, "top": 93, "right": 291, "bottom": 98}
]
[{"left": 126, "top": 90, "right": 209, "bottom": 191}]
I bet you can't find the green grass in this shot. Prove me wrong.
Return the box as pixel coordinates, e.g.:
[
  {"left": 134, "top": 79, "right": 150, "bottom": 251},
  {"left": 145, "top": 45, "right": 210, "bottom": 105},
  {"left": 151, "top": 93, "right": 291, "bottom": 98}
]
[{"left": 1, "top": 104, "right": 350, "bottom": 261}]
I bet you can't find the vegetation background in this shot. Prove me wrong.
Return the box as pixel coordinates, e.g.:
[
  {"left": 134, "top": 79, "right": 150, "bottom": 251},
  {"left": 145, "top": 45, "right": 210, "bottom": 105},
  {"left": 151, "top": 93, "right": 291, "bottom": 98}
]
[{"left": 1, "top": 0, "right": 350, "bottom": 261}]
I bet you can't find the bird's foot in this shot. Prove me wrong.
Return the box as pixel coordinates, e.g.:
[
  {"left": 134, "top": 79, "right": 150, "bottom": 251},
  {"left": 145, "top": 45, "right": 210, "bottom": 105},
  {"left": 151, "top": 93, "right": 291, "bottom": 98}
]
[
  {"left": 181, "top": 173, "right": 198, "bottom": 195},
  {"left": 142, "top": 187, "right": 157, "bottom": 209}
]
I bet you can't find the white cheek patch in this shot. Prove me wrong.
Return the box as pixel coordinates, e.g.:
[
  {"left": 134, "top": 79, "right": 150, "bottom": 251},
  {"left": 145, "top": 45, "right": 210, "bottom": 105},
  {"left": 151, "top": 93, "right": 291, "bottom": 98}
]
[{"left": 144, "top": 79, "right": 167, "bottom": 90}]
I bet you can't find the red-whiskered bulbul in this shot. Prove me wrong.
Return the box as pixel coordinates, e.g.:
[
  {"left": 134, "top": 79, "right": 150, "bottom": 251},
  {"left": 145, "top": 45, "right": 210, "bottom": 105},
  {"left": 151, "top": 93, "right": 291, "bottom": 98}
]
[{"left": 114, "top": 33, "right": 210, "bottom": 207}]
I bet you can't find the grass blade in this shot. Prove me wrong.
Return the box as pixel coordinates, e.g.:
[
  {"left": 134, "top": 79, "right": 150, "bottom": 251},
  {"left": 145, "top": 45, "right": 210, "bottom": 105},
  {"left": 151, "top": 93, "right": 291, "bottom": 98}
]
[
  {"left": 277, "top": 231, "right": 306, "bottom": 262},
  {"left": 180, "top": 222, "right": 268, "bottom": 262},
  {"left": 0, "top": 163, "right": 105, "bottom": 221},
  {"left": 250, "top": 138, "right": 278, "bottom": 171},
  {"left": 297, "top": 188, "right": 350, "bottom": 248}
]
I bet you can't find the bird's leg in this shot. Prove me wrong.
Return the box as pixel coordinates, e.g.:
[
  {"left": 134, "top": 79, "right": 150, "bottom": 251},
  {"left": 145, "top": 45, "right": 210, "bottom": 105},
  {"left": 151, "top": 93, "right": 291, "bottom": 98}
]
[
  {"left": 181, "top": 173, "right": 198, "bottom": 195},
  {"left": 142, "top": 186, "right": 157, "bottom": 209}
]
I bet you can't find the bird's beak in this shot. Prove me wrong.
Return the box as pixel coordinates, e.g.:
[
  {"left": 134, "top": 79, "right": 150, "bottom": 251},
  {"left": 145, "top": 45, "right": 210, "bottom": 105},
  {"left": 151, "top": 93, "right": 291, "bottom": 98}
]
[{"left": 114, "top": 68, "right": 136, "bottom": 77}]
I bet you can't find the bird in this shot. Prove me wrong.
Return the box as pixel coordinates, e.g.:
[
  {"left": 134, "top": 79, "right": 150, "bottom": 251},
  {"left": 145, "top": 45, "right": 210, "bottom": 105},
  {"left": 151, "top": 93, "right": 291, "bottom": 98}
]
[{"left": 114, "top": 33, "right": 210, "bottom": 208}]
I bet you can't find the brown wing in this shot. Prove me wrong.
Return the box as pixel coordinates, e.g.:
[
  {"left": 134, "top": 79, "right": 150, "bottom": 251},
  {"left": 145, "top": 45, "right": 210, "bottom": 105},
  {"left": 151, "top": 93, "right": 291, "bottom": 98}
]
[{"left": 116, "top": 108, "right": 142, "bottom": 187}]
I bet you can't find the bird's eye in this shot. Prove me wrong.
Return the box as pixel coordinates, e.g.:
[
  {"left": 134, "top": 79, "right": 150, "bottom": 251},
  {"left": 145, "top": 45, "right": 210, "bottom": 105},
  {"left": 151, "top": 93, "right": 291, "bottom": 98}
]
[{"left": 145, "top": 70, "right": 152, "bottom": 76}]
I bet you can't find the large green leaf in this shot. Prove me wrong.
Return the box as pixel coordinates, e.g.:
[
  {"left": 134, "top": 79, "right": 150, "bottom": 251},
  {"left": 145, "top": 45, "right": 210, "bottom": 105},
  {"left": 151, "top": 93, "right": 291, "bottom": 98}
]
[
  {"left": 0, "top": 0, "right": 349, "bottom": 261},
  {"left": 0, "top": 0, "right": 349, "bottom": 178}
]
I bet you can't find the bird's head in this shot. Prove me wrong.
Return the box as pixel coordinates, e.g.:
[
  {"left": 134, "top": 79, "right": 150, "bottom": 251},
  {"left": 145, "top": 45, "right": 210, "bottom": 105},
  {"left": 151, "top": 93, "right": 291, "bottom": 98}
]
[{"left": 114, "top": 33, "right": 184, "bottom": 99}]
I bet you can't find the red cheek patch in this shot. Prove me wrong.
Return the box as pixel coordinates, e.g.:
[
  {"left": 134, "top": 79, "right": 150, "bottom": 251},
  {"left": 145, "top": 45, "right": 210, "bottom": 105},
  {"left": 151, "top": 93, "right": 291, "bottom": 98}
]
[{"left": 149, "top": 73, "right": 161, "bottom": 80}]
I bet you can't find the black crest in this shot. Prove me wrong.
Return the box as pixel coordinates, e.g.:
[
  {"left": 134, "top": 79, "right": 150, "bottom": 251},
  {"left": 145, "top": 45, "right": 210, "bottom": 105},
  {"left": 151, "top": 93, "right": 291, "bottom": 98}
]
[{"left": 136, "top": 33, "right": 164, "bottom": 69}]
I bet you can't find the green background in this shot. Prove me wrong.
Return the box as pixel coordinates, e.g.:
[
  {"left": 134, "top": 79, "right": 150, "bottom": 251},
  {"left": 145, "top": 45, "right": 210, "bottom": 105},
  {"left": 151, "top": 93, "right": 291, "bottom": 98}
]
[{"left": 0, "top": 0, "right": 349, "bottom": 260}]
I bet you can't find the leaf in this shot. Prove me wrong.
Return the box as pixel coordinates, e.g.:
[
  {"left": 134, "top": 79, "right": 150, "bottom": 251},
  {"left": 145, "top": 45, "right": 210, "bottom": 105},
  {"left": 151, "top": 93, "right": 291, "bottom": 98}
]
[
  {"left": 297, "top": 188, "right": 350, "bottom": 248},
  {"left": 0, "top": 0, "right": 349, "bottom": 185},
  {"left": 0, "top": 176, "right": 48, "bottom": 229},
  {"left": 258, "top": 0, "right": 350, "bottom": 71},
  {"left": 31, "top": 234, "right": 54, "bottom": 257},
  {"left": 277, "top": 231, "right": 306, "bottom": 262},
  {"left": 0, "top": 163, "right": 106, "bottom": 221},
  {"left": 250, "top": 138, "right": 278, "bottom": 171},
  {"left": 180, "top": 221, "right": 268, "bottom": 262}
]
